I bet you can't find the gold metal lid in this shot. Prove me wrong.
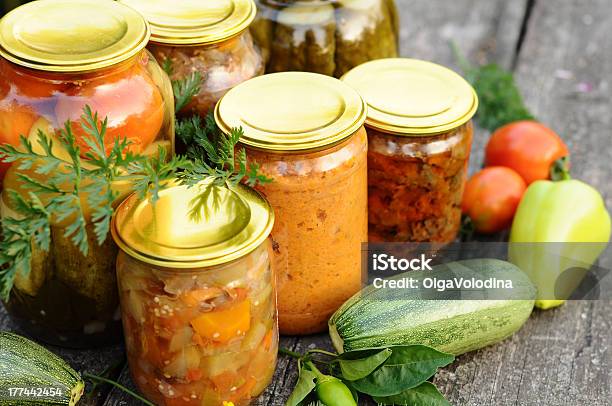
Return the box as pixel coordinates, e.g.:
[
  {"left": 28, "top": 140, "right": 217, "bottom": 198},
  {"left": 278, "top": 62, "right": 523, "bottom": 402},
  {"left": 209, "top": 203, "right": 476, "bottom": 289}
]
[
  {"left": 0, "top": 0, "right": 150, "bottom": 73},
  {"left": 215, "top": 72, "right": 367, "bottom": 151},
  {"left": 119, "top": 0, "right": 256, "bottom": 45},
  {"left": 111, "top": 180, "right": 274, "bottom": 268},
  {"left": 341, "top": 58, "right": 478, "bottom": 135}
]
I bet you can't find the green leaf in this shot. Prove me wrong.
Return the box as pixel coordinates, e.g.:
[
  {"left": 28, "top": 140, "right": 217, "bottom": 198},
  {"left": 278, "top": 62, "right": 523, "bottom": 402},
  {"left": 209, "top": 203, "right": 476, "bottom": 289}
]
[
  {"left": 286, "top": 368, "right": 317, "bottom": 406},
  {"left": 177, "top": 112, "right": 272, "bottom": 189},
  {"left": 351, "top": 345, "right": 454, "bottom": 397},
  {"left": 338, "top": 348, "right": 392, "bottom": 381},
  {"left": 173, "top": 72, "right": 203, "bottom": 113},
  {"left": 373, "top": 382, "right": 451, "bottom": 406}
]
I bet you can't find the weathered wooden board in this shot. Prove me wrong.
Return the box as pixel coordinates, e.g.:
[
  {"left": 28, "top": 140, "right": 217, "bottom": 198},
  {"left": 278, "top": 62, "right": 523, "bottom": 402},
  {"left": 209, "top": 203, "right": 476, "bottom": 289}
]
[
  {"left": 0, "top": 308, "right": 125, "bottom": 406},
  {"left": 433, "top": 0, "right": 612, "bottom": 404}
]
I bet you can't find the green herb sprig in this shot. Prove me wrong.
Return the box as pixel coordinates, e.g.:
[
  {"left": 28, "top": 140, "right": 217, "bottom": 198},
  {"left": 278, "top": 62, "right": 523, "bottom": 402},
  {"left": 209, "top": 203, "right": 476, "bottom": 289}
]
[
  {"left": 177, "top": 114, "right": 273, "bottom": 188},
  {"left": 452, "top": 43, "right": 534, "bottom": 132},
  {"left": 162, "top": 58, "right": 203, "bottom": 114},
  {"left": 283, "top": 345, "right": 453, "bottom": 406},
  {"left": 0, "top": 106, "right": 184, "bottom": 300}
]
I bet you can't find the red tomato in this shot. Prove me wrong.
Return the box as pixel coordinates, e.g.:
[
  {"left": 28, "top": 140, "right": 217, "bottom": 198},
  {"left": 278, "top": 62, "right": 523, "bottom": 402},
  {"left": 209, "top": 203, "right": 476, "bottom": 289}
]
[
  {"left": 55, "top": 63, "right": 164, "bottom": 156},
  {"left": 462, "top": 167, "right": 527, "bottom": 234},
  {"left": 485, "top": 121, "right": 569, "bottom": 184},
  {"left": 0, "top": 59, "right": 68, "bottom": 99},
  {"left": 0, "top": 102, "right": 39, "bottom": 182}
]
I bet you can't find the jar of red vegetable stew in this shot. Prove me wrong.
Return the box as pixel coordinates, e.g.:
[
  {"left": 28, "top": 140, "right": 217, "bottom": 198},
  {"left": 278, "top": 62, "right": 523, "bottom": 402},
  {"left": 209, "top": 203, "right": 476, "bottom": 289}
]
[
  {"left": 342, "top": 58, "right": 478, "bottom": 243},
  {"left": 0, "top": 0, "right": 174, "bottom": 186},
  {"left": 215, "top": 72, "right": 368, "bottom": 335},
  {"left": 111, "top": 179, "right": 277, "bottom": 406},
  {"left": 0, "top": 0, "right": 174, "bottom": 348},
  {"left": 120, "top": 0, "right": 264, "bottom": 117}
]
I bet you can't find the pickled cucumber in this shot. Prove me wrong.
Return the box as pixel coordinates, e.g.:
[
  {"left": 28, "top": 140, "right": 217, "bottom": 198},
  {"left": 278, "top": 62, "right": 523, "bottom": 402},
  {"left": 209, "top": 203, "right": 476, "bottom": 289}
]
[
  {"left": 13, "top": 239, "right": 55, "bottom": 297},
  {"left": 269, "top": 2, "right": 337, "bottom": 76},
  {"left": 52, "top": 223, "right": 118, "bottom": 314},
  {"left": 334, "top": 0, "right": 398, "bottom": 77}
]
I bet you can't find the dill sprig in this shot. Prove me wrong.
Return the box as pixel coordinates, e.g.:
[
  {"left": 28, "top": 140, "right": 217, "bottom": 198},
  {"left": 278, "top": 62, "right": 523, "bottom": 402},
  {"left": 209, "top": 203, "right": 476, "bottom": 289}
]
[
  {"left": 177, "top": 114, "right": 273, "bottom": 188},
  {"left": 452, "top": 43, "right": 534, "bottom": 132},
  {"left": 0, "top": 106, "right": 184, "bottom": 300}
]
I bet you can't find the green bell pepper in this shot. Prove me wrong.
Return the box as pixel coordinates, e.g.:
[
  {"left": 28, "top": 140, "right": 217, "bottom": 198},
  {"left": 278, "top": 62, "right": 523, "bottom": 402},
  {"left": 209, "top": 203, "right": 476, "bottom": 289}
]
[{"left": 509, "top": 179, "right": 611, "bottom": 309}]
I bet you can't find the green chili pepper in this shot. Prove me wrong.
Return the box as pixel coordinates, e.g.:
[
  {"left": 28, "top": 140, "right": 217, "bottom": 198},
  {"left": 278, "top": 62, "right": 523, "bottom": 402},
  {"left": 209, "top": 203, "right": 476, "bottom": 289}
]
[
  {"left": 509, "top": 179, "right": 611, "bottom": 309},
  {"left": 305, "top": 362, "right": 356, "bottom": 406}
]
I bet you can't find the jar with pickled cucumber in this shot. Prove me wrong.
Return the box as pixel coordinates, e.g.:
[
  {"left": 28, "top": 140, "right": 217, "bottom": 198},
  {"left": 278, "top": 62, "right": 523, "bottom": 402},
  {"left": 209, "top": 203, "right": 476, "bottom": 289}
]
[
  {"left": 251, "top": 0, "right": 399, "bottom": 77},
  {"left": 120, "top": 0, "right": 264, "bottom": 117},
  {"left": 112, "top": 180, "right": 277, "bottom": 406},
  {"left": 0, "top": 0, "right": 174, "bottom": 347}
]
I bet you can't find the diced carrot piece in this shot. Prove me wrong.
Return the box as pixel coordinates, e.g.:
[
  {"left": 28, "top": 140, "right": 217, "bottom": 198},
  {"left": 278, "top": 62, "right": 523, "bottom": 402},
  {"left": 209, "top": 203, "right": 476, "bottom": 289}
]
[
  {"left": 191, "top": 300, "right": 251, "bottom": 343},
  {"left": 262, "top": 330, "right": 274, "bottom": 351},
  {"left": 211, "top": 370, "right": 241, "bottom": 393},
  {"left": 185, "top": 368, "right": 203, "bottom": 382}
]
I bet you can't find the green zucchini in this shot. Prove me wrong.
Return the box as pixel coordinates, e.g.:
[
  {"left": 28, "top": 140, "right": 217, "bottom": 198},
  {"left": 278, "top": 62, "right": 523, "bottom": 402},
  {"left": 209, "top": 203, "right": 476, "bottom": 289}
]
[
  {"left": 0, "top": 332, "right": 84, "bottom": 405},
  {"left": 329, "top": 259, "right": 536, "bottom": 355}
]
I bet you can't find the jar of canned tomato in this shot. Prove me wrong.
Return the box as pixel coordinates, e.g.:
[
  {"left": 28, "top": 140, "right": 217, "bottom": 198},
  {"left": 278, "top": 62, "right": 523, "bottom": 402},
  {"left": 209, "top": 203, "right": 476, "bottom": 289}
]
[
  {"left": 342, "top": 58, "right": 478, "bottom": 243},
  {"left": 111, "top": 179, "right": 277, "bottom": 406},
  {"left": 215, "top": 72, "right": 368, "bottom": 335},
  {"left": 120, "top": 0, "right": 264, "bottom": 117},
  {"left": 0, "top": 0, "right": 174, "bottom": 347}
]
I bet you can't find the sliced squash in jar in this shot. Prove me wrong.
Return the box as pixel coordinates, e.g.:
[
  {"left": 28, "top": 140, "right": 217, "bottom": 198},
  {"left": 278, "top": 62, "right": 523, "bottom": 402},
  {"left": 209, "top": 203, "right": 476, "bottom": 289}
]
[{"left": 162, "top": 345, "right": 200, "bottom": 379}]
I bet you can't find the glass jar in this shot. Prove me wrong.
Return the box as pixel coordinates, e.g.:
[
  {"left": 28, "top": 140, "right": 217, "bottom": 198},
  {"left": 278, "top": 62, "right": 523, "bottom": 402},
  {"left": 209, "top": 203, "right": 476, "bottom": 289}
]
[
  {"left": 251, "top": 0, "right": 399, "bottom": 78},
  {"left": 112, "top": 180, "right": 277, "bottom": 406},
  {"left": 342, "top": 58, "right": 478, "bottom": 243},
  {"left": 0, "top": 0, "right": 174, "bottom": 347},
  {"left": 0, "top": 0, "right": 174, "bottom": 187},
  {"left": 0, "top": 165, "right": 131, "bottom": 347},
  {"left": 215, "top": 72, "right": 368, "bottom": 335},
  {"left": 120, "top": 0, "right": 264, "bottom": 117}
]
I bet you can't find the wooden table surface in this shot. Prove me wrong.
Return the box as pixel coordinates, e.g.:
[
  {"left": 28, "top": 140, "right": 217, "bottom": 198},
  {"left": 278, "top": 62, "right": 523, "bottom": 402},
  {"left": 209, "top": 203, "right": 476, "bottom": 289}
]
[{"left": 2, "top": 0, "right": 611, "bottom": 405}]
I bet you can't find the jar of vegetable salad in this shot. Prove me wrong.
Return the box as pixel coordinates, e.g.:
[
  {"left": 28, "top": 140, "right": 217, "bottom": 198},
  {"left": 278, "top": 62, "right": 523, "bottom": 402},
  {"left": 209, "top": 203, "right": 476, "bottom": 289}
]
[
  {"left": 120, "top": 0, "right": 264, "bottom": 117},
  {"left": 342, "top": 58, "right": 478, "bottom": 243},
  {"left": 251, "top": 0, "right": 399, "bottom": 78},
  {"left": 0, "top": 0, "right": 173, "bottom": 347},
  {"left": 215, "top": 72, "right": 368, "bottom": 335},
  {"left": 112, "top": 179, "right": 277, "bottom": 406}
]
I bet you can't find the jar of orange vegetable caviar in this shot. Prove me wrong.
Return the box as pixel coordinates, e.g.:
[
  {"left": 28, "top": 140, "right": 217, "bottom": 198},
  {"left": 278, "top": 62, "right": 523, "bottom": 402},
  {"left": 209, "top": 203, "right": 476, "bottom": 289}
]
[
  {"left": 0, "top": 0, "right": 174, "bottom": 348},
  {"left": 112, "top": 179, "right": 277, "bottom": 406},
  {"left": 120, "top": 0, "right": 264, "bottom": 117},
  {"left": 342, "top": 58, "right": 478, "bottom": 243},
  {"left": 0, "top": 0, "right": 174, "bottom": 188},
  {"left": 215, "top": 72, "right": 368, "bottom": 335}
]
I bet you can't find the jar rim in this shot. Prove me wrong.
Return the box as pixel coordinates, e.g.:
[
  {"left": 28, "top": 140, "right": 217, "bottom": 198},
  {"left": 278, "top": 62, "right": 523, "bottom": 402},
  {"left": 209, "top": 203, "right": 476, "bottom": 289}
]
[
  {"left": 215, "top": 72, "right": 368, "bottom": 152},
  {"left": 0, "top": 0, "right": 151, "bottom": 73},
  {"left": 342, "top": 58, "right": 478, "bottom": 136},
  {"left": 111, "top": 179, "right": 275, "bottom": 268},
  {"left": 118, "top": 0, "right": 257, "bottom": 46}
]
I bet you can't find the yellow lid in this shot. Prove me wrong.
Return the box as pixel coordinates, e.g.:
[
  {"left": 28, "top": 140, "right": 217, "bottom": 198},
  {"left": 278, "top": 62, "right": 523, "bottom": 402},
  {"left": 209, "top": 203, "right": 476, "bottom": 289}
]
[
  {"left": 0, "top": 0, "right": 150, "bottom": 73},
  {"left": 341, "top": 58, "right": 478, "bottom": 135},
  {"left": 111, "top": 179, "right": 274, "bottom": 268},
  {"left": 119, "top": 0, "right": 256, "bottom": 45},
  {"left": 215, "top": 72, "right": 367, "bottom": 151}
]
